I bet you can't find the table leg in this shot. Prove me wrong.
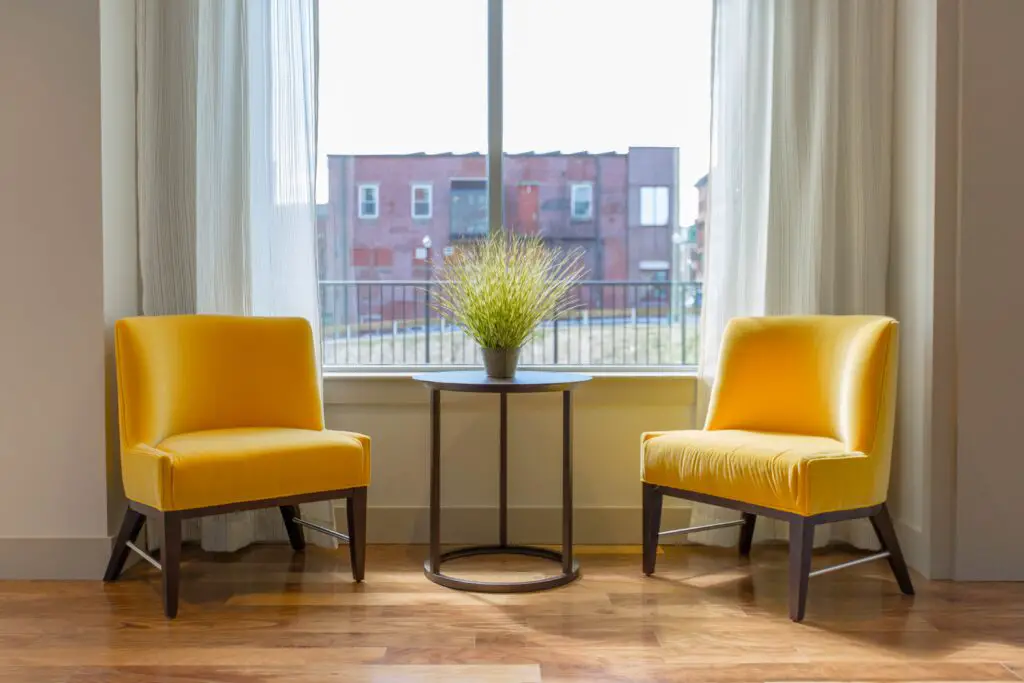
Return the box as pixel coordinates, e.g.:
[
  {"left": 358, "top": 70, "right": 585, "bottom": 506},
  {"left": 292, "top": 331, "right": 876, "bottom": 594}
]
[
  {"left": 562, "top": 390, "right": 574, "bottom": 574},
  {"left": 430, "top": 389, "right": 441, "bottom": 574},
  {"left": 421, "top": 381, "right": 581, "bottom": 594},
  {"left": 499, "top": 392, "right": 508, "bottom": 548}
]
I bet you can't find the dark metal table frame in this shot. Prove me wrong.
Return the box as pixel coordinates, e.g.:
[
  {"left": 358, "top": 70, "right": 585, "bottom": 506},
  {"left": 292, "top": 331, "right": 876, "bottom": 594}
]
[{"left": 414, "top": 371, "right": 591, "bottom": 593}]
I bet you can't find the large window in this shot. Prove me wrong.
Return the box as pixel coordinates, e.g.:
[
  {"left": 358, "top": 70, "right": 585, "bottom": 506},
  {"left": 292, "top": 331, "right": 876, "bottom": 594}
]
[
  {"left": 317, "top": 0, "right": 710, "bottom": 369},
  {"left": 640, "top": 186, "right": 670, "bottom": 227},
  {"left": 411, "top": 184, "right": 432, "bottom": 219},
  {"left": 357, "top": 184, "right": 379, "bottom": 219},
  {"left": 450, "top": 179, "right": 488, "bottom": 238},
  {"left": 570, "top": 183, "right": 593, "bottom": 221}
]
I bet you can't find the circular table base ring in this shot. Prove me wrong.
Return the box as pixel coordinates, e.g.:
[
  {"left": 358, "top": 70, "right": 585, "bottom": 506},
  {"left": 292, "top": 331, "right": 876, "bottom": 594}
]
[{"left": 423, "top": 544, "right": 581, "bottom": 593}]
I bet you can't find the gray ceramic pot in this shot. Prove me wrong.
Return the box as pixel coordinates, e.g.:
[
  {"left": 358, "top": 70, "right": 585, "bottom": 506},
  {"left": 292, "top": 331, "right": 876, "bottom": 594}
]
[{"left": 482, "top": 347, "right": 521, "bottom": 379}]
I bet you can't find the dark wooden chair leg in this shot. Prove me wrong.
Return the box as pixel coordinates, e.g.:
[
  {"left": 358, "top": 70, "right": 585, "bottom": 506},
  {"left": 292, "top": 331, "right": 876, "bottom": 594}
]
[
  {"left": 160, "top": 512, "right": 182, "bottom": 619},
  {"left": 642, "top": 483, "right": 663, "bottom": 576},
  {"left": 346, "top": 488, "right": 367, "bottom": 582},
  {"left": 104, "top": 507, "right": 146, "bottom": 582},
  {"left": 280, "top": 505, "right": 306, "bottom": 551},
  {"left": 738, "top": 512, "right": 757, "bottom": 558},
  {"left": 788, "top": 518, "right": 815, "bottom": 622},
  {"left": 870, "top": 503, "right": 915, "bottom": 595}
]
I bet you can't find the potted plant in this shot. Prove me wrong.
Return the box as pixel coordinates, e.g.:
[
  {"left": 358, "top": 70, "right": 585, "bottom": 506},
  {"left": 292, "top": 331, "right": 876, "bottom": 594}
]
[{"left": 431, "top": 230, "right": 586, "bottom": 379}]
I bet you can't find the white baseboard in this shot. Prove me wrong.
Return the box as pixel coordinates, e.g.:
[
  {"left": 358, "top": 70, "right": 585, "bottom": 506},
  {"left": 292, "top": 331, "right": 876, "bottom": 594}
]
[
  {"left": 332, "top": 505, "right": 692, "bottom": 545},
  {"left": 894, "top": 517, "right": 932, "bottom": 579},
  {"left": 0, "top": 506, "right": 694, "bottom": 579},
  {"left": 0, "top": 536, "right": 111, "bottom": 579}
]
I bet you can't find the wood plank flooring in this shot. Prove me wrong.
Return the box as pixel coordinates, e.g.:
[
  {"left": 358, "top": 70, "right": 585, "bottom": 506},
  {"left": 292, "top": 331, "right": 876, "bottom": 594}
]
[{"left": 1, "top": 544, "right": 1022, "bottom": 682}]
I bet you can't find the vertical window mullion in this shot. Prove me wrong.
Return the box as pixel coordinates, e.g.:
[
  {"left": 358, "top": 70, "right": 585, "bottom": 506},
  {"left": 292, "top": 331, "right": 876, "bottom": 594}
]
[{"left": 488, "top": 0, "right": 503, "bottom": 235}]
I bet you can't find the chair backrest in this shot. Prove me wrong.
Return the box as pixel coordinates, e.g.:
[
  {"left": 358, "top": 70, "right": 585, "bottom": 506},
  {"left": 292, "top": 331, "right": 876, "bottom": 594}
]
[
  {"left": 115, "top": 315, "right": 324, "bottom": 450},
  {"left": 705, "top": 315, "right": 899, "bottom": 459}
]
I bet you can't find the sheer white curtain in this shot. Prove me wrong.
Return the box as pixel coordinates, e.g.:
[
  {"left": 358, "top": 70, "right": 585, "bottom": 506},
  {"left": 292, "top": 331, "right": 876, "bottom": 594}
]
[
  {"left": 137, "top": 0, "right": 332, "bottom": 551},
  {"left": 694, "top": 0, "right": 895, "bottom": 548}
]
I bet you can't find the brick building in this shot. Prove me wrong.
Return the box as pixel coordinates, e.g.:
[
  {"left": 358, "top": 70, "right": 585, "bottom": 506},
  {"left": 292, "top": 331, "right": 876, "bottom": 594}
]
[
  {"left": 677, "top": 172, "right": 707, "bottom": 282},
  {"left": 318, "top": 147, "right": 680, "bottom": 284}
]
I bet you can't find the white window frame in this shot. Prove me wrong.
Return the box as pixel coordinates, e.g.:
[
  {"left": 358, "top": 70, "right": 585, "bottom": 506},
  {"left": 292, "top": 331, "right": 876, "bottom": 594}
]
[
  {"left": 358, "top": 183, "right": 379, "bottom": 219},
  {"left": 570, "top": 183, "right": 594, "bottom": 221},
  {"left": 639, "top": 186, "right": 670, "bottom": 227},
  {"left": 411, "top": 183, "right": 433, "bottom": 219}
]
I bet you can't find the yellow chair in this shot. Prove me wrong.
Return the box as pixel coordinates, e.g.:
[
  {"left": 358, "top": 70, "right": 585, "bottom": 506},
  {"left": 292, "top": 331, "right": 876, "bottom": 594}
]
[
  {"left": 641, "top": 315, "right": 913, "bottom": 621},
  {"left": 104, "top": 315, "right": 371, "bottom": 618}
]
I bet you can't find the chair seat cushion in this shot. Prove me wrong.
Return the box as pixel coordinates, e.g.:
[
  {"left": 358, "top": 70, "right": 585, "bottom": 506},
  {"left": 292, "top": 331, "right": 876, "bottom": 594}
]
[
  {"left": 122, "top": 428, "right": 371, "bottom": 511},
  {"left": 641, "top": 430, "right": 878, "bottom": 516}
]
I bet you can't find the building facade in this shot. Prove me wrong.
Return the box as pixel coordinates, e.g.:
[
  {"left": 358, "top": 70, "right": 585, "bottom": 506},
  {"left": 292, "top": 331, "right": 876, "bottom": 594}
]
[
  {"left": 319, "top": 147, "right": 680, "bottom": 285},
  {"left": 682, "top": 173, "right": 707, "bottom": 282}
]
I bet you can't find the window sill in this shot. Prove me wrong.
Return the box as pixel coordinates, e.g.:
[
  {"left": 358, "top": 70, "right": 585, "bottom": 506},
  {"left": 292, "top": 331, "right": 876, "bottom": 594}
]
[
  {"left": 323, "top": 367, "right": 697, "bottom": 380},
  {"left": 323, "top": 369, "right": 697, "bottom": 406}
]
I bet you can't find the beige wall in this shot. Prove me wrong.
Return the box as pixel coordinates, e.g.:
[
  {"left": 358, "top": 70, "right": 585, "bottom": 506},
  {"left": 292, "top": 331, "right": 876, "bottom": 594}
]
[
  {"left": 324, "top": 377, "right": 696, "bottom": 544},
  {"left": 889, "top": 0, "right": 938, "bottom": 574},
  {"left": 0, "top": 0, "right": 110, "bottom": 576},
  {"left": 954, "top": 0, "right": 1024, "bottom": 580},
  {"left": 888, "top": 0, "right": 959, "bottom": 580},
  {"left": 927, "top": 0, "right": 960, "bottom": 582},
  {"left": 100, "top": 0, "right": 139, "bottom": 536},
  {"left": 0, "top": 0, "right": 136, "bottom": 578}
]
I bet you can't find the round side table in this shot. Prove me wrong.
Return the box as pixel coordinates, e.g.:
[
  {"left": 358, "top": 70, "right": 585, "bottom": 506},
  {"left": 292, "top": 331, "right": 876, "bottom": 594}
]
[{"left": 413, "top": 370, "right": 592, "bottom": 593}]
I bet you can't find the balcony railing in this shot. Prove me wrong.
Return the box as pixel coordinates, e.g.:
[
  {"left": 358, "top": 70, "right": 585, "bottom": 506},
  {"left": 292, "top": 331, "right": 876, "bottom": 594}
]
[{"left": 319, "top": 280, "right": 702, "bottom": 369}]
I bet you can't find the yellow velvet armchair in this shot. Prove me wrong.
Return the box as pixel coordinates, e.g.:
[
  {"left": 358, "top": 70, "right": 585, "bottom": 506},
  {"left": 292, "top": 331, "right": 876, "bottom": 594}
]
[
  {"left": 641, "top": 315, "right": 913, "bottom": 621},
  {"left": 104, "top": 315, "right": 371, "bottom": 618}
]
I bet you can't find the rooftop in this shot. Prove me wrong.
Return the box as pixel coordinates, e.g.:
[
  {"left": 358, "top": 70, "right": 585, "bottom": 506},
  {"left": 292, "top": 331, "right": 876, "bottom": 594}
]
[{"left": 326, "top": 147, "right": 680, "bottom": 159}]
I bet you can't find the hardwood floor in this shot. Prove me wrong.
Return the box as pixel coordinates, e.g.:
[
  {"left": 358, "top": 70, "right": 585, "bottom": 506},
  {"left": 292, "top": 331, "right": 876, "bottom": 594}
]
[{"left": 1, "top": 544, "right": 1022, "bottom": 682}]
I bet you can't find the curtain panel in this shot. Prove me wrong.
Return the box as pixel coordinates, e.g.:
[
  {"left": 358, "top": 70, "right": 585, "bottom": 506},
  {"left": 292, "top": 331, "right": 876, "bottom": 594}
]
[
  {"left": 136, "top": 0, "right": 328, "bottom": 551},
  {"left": 696, "top": 0, "right": 896, "bottom": 548}
]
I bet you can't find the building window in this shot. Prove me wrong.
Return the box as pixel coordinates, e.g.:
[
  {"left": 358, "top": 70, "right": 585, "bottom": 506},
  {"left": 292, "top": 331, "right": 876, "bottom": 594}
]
[
  {"left": 570, "top": 183, "right": 593, "bottom": 220},
  {"left": 411, "top": 184, "right": 433, "bottom": 219},
  {"left": 450, "top": 179, "right": 488, "bottom": 238},
  {"left": 639, "top": 186, "right": 670, "bottom": 227},
  {"left": 358, "top": 184, "right": 379, "bottom": 219}
]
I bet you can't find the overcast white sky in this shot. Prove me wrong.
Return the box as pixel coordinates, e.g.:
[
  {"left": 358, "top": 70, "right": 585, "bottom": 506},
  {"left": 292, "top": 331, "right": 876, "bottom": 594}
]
[{"left": 317, "top": 0, "right": 712, "bottom": 220}]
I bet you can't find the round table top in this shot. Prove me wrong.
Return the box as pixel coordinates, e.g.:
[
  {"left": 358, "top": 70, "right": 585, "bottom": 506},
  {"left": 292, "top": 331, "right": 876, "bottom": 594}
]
[{"left": 412, "top": 370, "right": 592, "bottom": 394}]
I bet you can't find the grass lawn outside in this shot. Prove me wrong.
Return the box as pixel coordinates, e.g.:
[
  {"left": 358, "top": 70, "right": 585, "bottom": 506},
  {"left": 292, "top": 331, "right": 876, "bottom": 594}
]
[{"left": 322, "top": 318, "right": 700, "bottom": 369}]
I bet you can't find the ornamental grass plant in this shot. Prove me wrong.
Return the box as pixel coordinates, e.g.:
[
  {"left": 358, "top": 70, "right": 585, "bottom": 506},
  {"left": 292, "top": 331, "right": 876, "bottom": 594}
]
[{"left": 430, "top": 230, "right": 586, "bottom": 353}]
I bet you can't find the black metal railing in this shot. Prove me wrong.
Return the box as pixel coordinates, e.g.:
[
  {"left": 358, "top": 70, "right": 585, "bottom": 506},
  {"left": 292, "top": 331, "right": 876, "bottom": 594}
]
[{"left": 319, "top": 280, "right": 702, "bottom": 368}]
